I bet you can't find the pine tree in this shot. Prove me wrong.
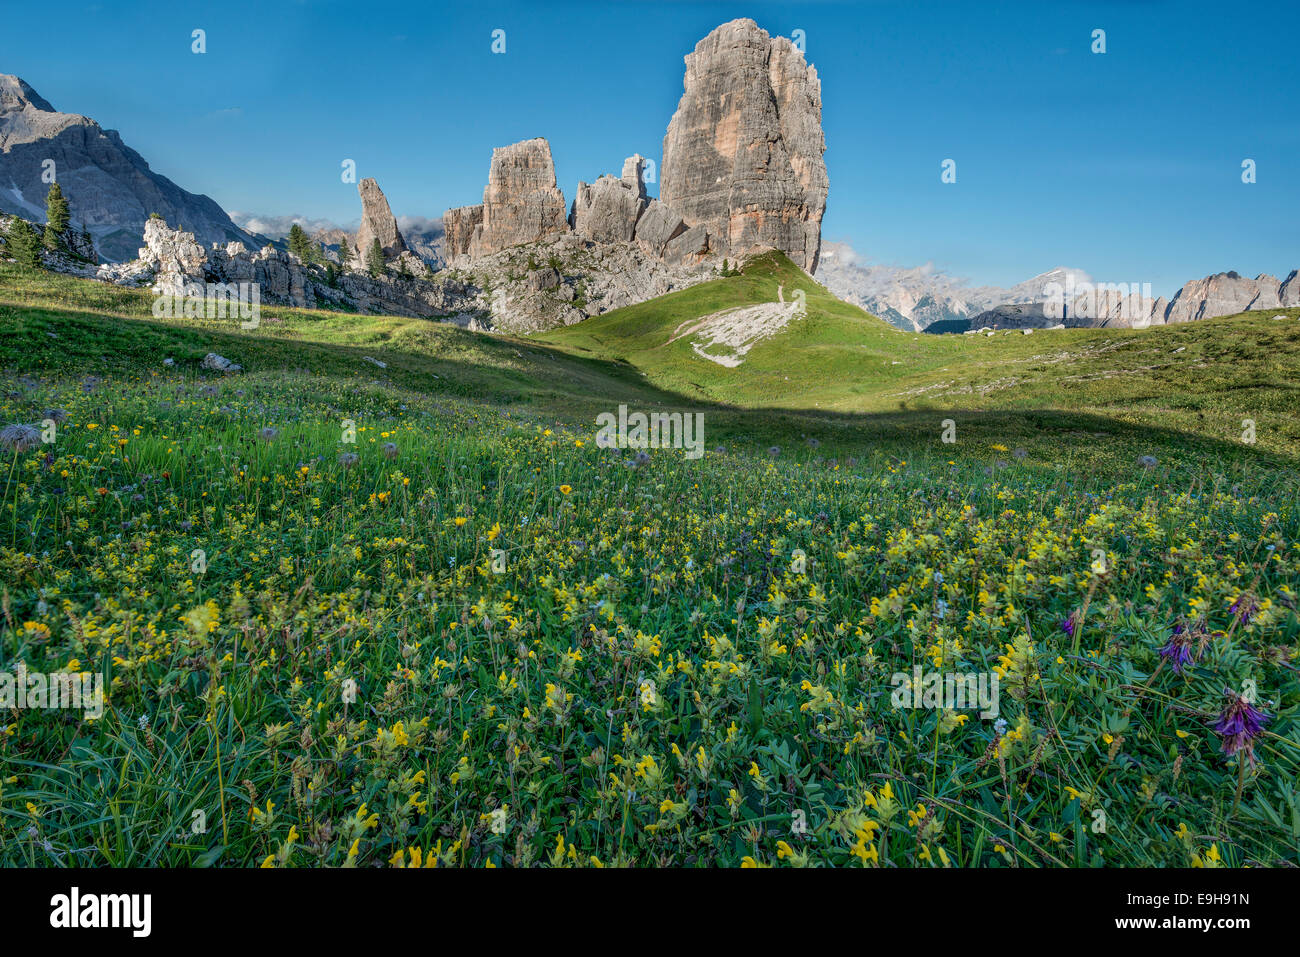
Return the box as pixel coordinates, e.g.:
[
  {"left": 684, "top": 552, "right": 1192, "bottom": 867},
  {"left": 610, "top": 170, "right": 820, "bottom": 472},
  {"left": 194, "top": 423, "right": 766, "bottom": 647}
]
[
  {"left": 366, "top": 238, "right": 386, "bottom": 278},
  {"left": 7, "top": 217, "right": 43, "bottom": 269},
  {"left": 287, "top": 223, "right": 312, "bottom": 261},
  {"left": 336, "top": 238, "right": 351, "bottom": 268},
  {"left": 43, "top": 182, "right": 70, "bottom": 251}
]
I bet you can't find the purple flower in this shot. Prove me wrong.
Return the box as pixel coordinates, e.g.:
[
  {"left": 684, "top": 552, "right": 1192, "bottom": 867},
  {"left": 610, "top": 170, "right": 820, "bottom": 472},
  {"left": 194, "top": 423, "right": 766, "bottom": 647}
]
[
  {"left": 1060, "top": 611, "right": 1079, "bottom": 638},
  {"left": 1212, "top": 689, "right": 1269, "bottom": 762},
  {"left": 1228, "top": 595, "right": 1258, "bottom": 625},
  {"left": 1158, "top": 626, "right": 1196, "bottom": 674}
]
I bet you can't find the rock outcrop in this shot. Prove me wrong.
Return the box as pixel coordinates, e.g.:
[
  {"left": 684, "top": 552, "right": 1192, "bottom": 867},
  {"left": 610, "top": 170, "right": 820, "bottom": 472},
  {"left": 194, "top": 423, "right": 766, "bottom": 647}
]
[
  {"left": 660, "top": 19, "right": 828, "bottom": 272},
  {"left": 570, "top": 172, "right": 647, "bottom": 244},
  {"left": 353, "top": 178, "right": 409, "bottom": 262},
  {"left": 136, "top": 216, "right": 209, "bottom": 296},
  {"left": 447, "top": 232, "right": 716, "bottom": 332},
  {"left": 565, "top": 151, "right": 715, "bottom": 261},
  {"left": 621, "top": 154, "right": 649, "bottom": 198},
  {"left": 1165, "top": 271, "right": 1284, "bottom": 323},
  {"left": 446, "top": 139, "right": 716, "bottom": 271},
  {"left": 99, "top": 218, "right": 474, "bottom": 322},
  {"left": 94, "top": 215, "right": 717, "bottom": 335},
  {"left": 632, "top": 200, "right": 689, "bottom": 259},
  {"left": 662, "top": 225, "right": 713, "bottom": 266},
  {"left": 1281, "top": 270, "right": 1300, "bottom": 307},
  {"left": 444, "top": 205, "right": 483, "bottom": 259},
  {"left": 438, "top": 19, "right": 832, "bottom": 275},
  {"left": 0, "top": 74, "right": 258, "bottom": 262},
  {"left": 462, "top": 138, "right": 569, "bottom": 258}
]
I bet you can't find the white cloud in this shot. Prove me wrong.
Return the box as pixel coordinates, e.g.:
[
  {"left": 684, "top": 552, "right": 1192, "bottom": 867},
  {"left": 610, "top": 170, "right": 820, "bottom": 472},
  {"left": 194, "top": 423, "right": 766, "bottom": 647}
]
[
  {"left": 228, "top": 211, "right": 355, "bottom": 239},
  {"left": 396, "top": 215, "right": 443, "bottom": 239}
]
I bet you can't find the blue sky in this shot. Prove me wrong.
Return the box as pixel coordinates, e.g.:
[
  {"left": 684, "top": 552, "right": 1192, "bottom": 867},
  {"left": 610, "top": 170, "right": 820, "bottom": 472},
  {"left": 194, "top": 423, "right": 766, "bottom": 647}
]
[{"left": 3, "top": 0, "right": 1296, "bottom": 294}]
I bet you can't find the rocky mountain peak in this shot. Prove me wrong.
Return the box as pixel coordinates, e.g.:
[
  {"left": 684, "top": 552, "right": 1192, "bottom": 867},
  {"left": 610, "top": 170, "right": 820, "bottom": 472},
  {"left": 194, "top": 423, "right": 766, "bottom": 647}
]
[
  {"left": 0, "top": 74, "right": 56, "bottom": 114},
  {"left": 0, "top": 74, "right": 256, "bottom": 262},
  {"left": 660, "top": 18, "right": 828, "bottom": 272},
  {"left": 1164, "top": 270, "right": 1287, "bottom": 322}
]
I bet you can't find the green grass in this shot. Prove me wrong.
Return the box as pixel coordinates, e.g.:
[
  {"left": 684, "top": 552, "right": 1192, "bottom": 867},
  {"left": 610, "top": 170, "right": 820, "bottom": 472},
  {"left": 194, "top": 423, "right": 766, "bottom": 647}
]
[
  {"left": 538, "top": 251, "right": 1300, "bottom": 458},
  {"left": 0, "top": 259, "right": 1297, "bottom": 868}
]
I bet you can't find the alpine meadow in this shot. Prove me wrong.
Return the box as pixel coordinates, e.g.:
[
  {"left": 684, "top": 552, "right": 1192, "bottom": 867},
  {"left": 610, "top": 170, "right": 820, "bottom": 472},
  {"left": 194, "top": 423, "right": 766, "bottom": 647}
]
[{"left": 0, "top": 2, "right": 1297, "bottom": 911}]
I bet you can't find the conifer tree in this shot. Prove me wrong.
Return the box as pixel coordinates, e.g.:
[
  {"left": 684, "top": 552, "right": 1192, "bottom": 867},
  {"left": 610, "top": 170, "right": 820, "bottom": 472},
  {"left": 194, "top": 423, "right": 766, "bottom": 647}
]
[
  {"left": 7, "top": 217, "right": 42, "bottom": 269},
  {"left": 366, "top": 238, "right": 386, "bottom": 278},
  {"left": 43, "top": 182, "right": 70, "bottom": 251},
  {"left": 287, "top": 223, "right": 312, "bottom": 261}
]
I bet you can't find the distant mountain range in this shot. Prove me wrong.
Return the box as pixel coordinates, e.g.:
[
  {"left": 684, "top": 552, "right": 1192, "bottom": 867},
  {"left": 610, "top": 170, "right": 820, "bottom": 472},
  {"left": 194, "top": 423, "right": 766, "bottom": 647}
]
[
  {"left": 814, "top": 243, "right": 1091, "bottom": 331},
  {"left": 0, "top": 74, "right": 260, "bottom": 262},
  {"left": 815, "top": 241, "right": 1299, "bottom": 333}
]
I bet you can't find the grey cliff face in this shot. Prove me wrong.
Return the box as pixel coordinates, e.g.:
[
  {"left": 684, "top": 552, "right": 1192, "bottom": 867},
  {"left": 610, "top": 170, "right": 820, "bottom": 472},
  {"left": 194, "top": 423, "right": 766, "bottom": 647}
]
[
  {"left": 441, "top": 19, "right": 833, "bottom": 275},
  {"left": 446, "top": 233, "right": 717, "bottom": 333},
  {"left": 443, "top": 137, "right": 716, "bottom": 272},
  {"left": 443, "top": 205, "right": 484, "bottom": 259},
  {"left": 621, "top": 154, "right": 649, "bottom": 200},
  {"left": 660, "top": 18, "right": 828, "bottom": 272},
  {"left": 1281, "top": 270, "right": 1300, "bottom": 307},
  {"left": 0, "top": 74, "right": 257, "bottom": 262}
]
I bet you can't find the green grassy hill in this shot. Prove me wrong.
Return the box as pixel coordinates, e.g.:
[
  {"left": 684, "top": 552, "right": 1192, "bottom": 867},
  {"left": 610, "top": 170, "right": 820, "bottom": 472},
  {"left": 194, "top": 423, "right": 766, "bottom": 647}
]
[
  {"left": 0, "top": 263, "right": 660, "bottom": 412},
  {"left": 538, "top": 251, "right": 1300, "bottom": 459}
]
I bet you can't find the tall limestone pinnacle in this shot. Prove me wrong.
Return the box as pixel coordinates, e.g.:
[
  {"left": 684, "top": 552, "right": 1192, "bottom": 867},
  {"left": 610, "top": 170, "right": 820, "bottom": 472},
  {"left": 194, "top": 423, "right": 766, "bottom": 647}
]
[
  {"left": 354, "top": 178, "right": 409, "bottom": 261},
  {"left": 660, "top": 18, "right": 829, "bottom": 273}
]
